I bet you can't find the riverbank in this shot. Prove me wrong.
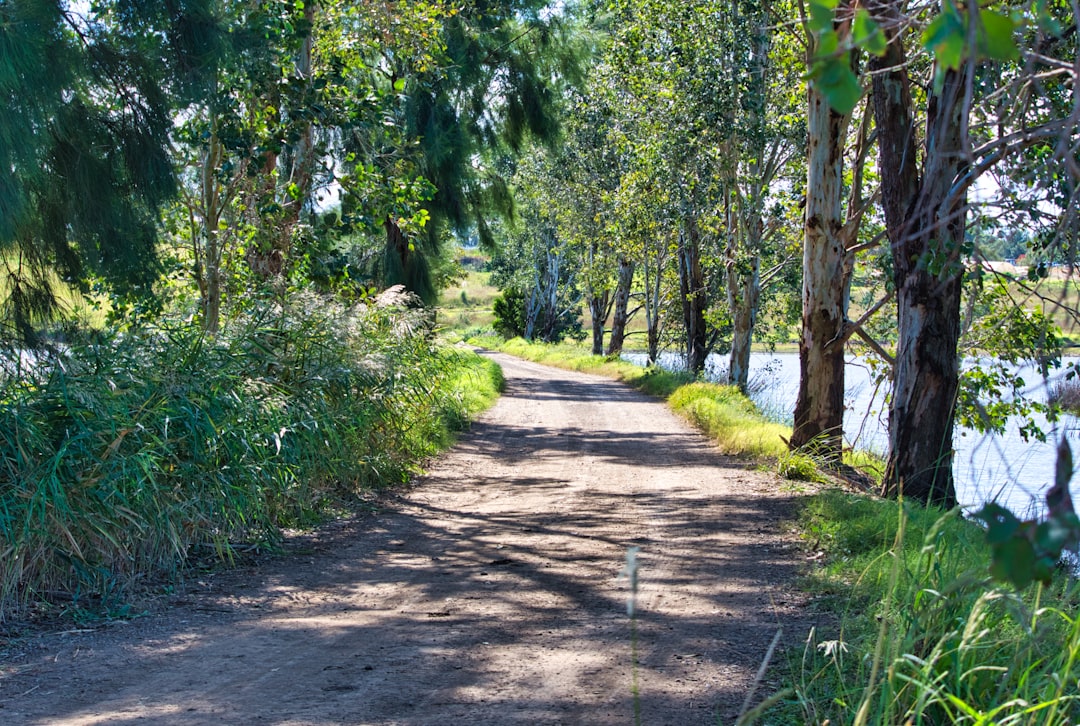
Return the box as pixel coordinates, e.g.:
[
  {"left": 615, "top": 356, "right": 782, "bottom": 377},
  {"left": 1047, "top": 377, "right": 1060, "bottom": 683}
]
[{"left": 474, "top": 336, "right": 1080, "bottom": 724}]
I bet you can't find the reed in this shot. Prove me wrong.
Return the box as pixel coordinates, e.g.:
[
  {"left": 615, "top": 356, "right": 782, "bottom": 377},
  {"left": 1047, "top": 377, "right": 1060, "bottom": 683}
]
[{"left": 0, "top": 292, "right": 501, "bottom": 623}]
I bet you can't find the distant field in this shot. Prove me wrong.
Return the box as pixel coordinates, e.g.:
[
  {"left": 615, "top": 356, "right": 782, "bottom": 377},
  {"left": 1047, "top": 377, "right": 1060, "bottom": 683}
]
[
  {"left": 436, "top": 268, "right": 498, "bottom": 335},
  {"left": 0, "top": 262, "right": 107, "bottom": 330}
]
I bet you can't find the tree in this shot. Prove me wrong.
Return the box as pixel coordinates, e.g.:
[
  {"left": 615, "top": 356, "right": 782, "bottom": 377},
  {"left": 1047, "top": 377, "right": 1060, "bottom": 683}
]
[
  {"left": 790, "top": 0, "right": 873, "bottom": 458},
  {"left": 826, "top": 0, "right": 1080, "bottom": 505},
  {"left": 552, "top": 86, "right": 623, "bottom": 354},
  {"left": 0, "top": 1, "right": 220, "bottom": 341},
  {"left": 352, "top": 1, "right": 584, "bottom": 305}
]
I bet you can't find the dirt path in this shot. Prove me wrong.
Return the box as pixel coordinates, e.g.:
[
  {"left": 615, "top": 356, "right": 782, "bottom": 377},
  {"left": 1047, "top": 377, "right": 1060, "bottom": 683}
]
[{"left": 0, "top": 352, "right": 819, "bottom": 725}]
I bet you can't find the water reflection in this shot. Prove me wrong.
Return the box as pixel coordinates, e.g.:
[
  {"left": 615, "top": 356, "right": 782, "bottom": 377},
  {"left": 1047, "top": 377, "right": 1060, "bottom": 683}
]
[{"left": 623, "top": 351, "right": 1080, "bottom": 513}]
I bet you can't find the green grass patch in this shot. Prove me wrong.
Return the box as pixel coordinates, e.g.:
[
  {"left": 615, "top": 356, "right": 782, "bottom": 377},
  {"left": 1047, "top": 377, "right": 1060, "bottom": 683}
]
[
  {"left": 770, "top": 489, "right": 1080, "bottom": 724},
  {"left": 668, "top": 382, "right": 790, "bottom": 459}
]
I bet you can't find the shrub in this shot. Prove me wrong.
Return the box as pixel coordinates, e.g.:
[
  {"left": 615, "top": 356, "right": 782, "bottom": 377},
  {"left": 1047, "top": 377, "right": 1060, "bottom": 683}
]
[{"left": 0, "top": 290, "right": 499, "bottom": 622}]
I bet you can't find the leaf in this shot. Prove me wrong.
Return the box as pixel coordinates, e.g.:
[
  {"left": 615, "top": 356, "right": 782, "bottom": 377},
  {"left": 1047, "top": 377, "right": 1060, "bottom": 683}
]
[
  {"left": 922, "top": 8, "right": 966, "bottom": 71},
  {"left": 976, "top": 10, "right": 1018, "bottom": 62},
  {"left": 808, "top": 0, "right": 837, "bottom": 34},
  {"left": 852, "top": 9, "right": 887, "bottom": 57},
  {"left": 973, "top": 503, "right": 1020, "bottom": 544},
  {"left": 989, "top": 536, "right": 1036, "bottom": 590},
  {"left": 811, "top": 52, "right": 862, "bottom": 115},
  {"left": 393, "top": 78, "right": 406, "bottom": 93}
]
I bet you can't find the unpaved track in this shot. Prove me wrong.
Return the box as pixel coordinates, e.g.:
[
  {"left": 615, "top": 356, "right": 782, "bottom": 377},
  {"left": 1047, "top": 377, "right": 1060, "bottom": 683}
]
[{"left": 0, "top": 352, "right": 818, "bottom": 725}]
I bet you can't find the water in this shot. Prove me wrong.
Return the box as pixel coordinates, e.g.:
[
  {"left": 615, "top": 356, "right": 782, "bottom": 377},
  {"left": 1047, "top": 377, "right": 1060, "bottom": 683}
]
[{"left": 623, "top": 350, "right": 1080, "bottom": 513}]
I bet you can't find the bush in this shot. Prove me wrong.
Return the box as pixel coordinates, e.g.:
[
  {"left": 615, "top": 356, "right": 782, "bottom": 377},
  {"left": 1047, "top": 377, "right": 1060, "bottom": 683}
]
[
  {"left": 492, "top": 288, "right": 528, "bottom": 339},
  {"left": 0, "top": 291, "right": 500, "bottom": 623}
]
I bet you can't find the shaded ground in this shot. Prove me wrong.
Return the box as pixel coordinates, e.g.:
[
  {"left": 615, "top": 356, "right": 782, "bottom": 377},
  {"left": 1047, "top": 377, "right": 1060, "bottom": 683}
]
[{"left": 0, "top": 352, "right": 820, "bottom": 725}]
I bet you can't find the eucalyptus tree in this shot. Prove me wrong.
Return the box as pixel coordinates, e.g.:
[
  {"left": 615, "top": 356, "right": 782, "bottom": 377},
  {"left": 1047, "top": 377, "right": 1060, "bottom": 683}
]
[
  {"left": 804, "top": 0, "right": 1080, "bottom": 505},
  {"left": 715, "top": 0, "right": 803, "bottom": 391},
  {"left": 789, "top": 0, "right": 883, "bottom": 457},
  {"left": 0, "top": 0, "right": 222, "bottom": 341}
]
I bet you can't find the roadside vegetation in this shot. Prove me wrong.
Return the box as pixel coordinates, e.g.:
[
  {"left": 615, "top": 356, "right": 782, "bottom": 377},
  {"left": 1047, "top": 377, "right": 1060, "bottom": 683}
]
[
  {"left": 0, "top": 295, "right": 502, "bottom": 624},
  {"left": 782, "top": 491, "right": 1080, "bottom": 724}
]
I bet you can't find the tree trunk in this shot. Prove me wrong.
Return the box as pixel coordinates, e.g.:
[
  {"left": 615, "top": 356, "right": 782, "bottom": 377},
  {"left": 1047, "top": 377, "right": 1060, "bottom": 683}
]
[
  {"left": 727, "top": 250, "right": 760, "bottom": 392},
  {"left": 678, "top": 219, "right": 708, "bottom": 374},
  {"left": 791, "top": 65, "right": 852, "bottom": 458},
  {"left": 642, "top": 246, "right": 664, "bottom": 365},
  {"left": 606, "top": 258, "right": 634, "bottom": 357},
  {"left": 588, "top": 291, "right": 609, "bottom": 355},
  {"left": 199, "top": 129, "right": 224, "bottom": 334},
  {"left": 871, "top": 16, "right": 967, "bottom": 506}
]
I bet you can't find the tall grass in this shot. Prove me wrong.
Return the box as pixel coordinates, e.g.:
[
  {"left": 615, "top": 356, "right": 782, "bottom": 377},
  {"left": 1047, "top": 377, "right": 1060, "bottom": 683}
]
[
  {"left": 775, "top": 490, "right": 1080, "bottom": 724},
  {"left": 0, "top": 291, "right": 501, "bottom": 623}
]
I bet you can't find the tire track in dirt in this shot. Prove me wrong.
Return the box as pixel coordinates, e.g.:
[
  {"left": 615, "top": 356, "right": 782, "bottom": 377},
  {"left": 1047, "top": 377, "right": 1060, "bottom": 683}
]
[{"left": 0, "top": 351, "right": 820, "bottom": 725}]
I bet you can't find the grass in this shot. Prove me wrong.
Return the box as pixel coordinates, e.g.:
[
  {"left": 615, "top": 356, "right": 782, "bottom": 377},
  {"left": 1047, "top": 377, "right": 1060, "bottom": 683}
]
[
  {"left": 0, "top": 295, "right": 503, "bottom": 624},
  {"left": 769, "top": 490, "right": 1080, "bottom": 724},
  {"left": 475, "top": 336, "right": 815, "bottom": 464}
]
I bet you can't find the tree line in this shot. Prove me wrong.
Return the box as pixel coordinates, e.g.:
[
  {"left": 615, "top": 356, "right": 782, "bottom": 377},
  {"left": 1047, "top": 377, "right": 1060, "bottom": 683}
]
[
  {"left": 2, "top": 1, "right": 1079, "bottom": 519},
  {"left": 488, "top": 0, "right": 1080, "bottom": 514}
]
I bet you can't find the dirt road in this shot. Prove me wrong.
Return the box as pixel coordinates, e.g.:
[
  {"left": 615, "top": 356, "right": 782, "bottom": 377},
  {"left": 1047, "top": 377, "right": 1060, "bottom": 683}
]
[{"left": 0, "top": 352, "right": 818, "bottom": 725}]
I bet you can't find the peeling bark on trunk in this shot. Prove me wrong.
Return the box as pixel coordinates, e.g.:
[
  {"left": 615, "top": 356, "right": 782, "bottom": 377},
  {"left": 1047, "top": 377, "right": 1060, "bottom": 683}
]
[
  {"left": 791, "top": 80, "right": 851, "bottom": 458},
  {"left": 871, "top": 18, "right": 966, "bottom": 507},
  {"left": 606, "top": 258, "right": 634, "bottom": 357}
]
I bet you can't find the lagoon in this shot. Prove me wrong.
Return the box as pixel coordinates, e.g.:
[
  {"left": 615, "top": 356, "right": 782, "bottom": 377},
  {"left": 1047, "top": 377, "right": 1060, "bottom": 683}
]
[{"left": 623, "top": 351, "right": 1080, "bottom": 514}]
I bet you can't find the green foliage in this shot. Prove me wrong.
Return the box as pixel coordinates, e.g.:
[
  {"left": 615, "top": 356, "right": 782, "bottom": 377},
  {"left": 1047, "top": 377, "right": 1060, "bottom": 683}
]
[
  {"left": 958, "top": 280, "right": 1063, "bottom": 441},
  {"left": 779, "top": 490, "right": 1080, "bottom": 724},
  {"left": 0, "top": 1, "right": 217, "bottom": 340},
  {"left": 804, "top": 0, "right": 870, "bottom": 114},
  {"left": 777, "top": 451, "right": 830, "bottom": 483},
  {"left": 0, "top": 293, "right": 501, "bottom": 622}
]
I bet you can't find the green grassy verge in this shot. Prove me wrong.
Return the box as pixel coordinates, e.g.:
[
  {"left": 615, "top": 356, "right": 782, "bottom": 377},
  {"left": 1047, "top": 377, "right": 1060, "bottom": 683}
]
[
  {"left": 770, "top": 489, "right": 1080, "bottom": 724},
  {"left": 0, "top": 302, "right": 502, "bottom": 625},
  {"left": 475, "top": 336, "right": 797, "bottom": 461}
]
